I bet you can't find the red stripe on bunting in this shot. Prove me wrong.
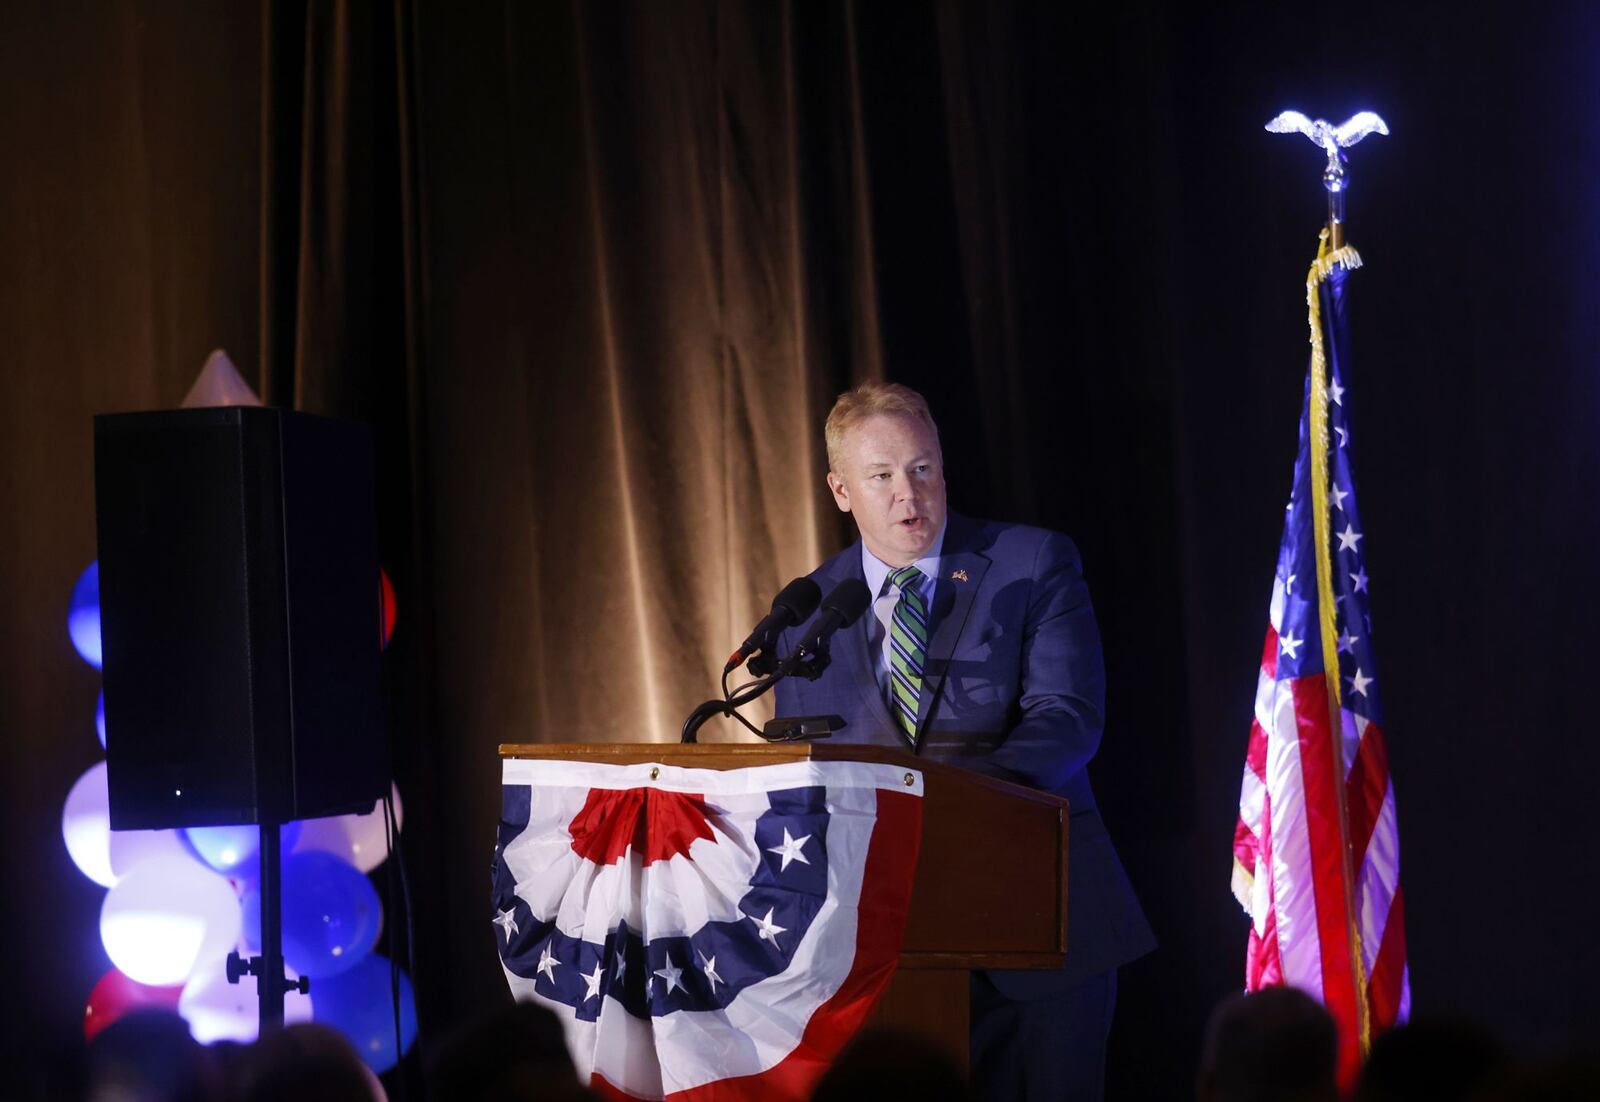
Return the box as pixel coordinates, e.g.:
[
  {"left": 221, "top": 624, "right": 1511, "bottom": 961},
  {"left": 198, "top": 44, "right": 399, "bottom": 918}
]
[
  {"left": 1290, "top": 674, "right": 1362, "bottom": 1088},
  {"left": 590, "top": 788, "right": 924, "bottom": 1102}
]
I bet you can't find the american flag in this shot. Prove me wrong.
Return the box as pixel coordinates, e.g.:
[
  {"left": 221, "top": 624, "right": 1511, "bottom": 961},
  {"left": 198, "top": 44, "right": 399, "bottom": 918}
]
[
  {"left": 494, "top": 758, "right": 922, "bottom": 1102},
  {"left": 1232, "top": 240, "right": 1410, "bottom": 1087}
]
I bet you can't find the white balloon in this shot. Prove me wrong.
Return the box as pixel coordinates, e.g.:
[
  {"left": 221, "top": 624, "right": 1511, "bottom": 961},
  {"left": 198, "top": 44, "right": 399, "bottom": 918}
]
[
  {"left": 62, "top": 761, "right": 116, "bottom": 888},
  {"left": 100, "top": 857, "right": 242, "bottom": 986},
  {"left": 62, "top": 761, "right": 199, "bottom": 888},
  {"left": 109, "top": 823, "right": 190, "bottom": 879},
  {"left": 294, "top": 783, "right": 404, "bottom": 873},
  {"left": 179, "top": 961, "right": 312, "bottom": 1043}
]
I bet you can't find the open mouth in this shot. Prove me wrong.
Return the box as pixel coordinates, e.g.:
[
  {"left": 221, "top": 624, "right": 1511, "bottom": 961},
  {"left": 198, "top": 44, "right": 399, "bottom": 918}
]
[{"left": 899, "top": 517, "right": 924, "bottom": 530}]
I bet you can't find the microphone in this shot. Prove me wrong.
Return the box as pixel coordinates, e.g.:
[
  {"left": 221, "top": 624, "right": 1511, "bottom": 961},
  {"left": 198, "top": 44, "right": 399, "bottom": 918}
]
[
  {"left": 785, "top": 578, "right": 872, "bottom": 666},
  {"left": 724, "top": 577, "right": 823, "bottom": 674}
]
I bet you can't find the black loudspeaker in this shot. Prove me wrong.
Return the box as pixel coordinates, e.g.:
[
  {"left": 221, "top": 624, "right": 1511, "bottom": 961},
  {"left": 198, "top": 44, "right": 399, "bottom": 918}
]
[{"left": 94, "top": 407, "right": 387, "bottom": 831}]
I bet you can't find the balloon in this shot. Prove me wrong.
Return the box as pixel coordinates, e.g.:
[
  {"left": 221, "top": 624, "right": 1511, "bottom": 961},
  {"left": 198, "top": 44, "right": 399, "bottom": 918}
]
[
  {"left": 109, "top": 823, "right": 191, "bottom": 880},
  {"left": 84, "top": 968, "right": 183, "bottom": 1042},
  {"left": 178, "top": 961, "right": 312, "bottom": 1043},
  {"left": 184, "top": 824, "right": 261, "bottom": 873},
  {"left": 380, "top": 569, "right": 397, "bottom": 649},
  {"left": 100, "top": 856, "right": 242, "bottom": 986},
  {"left": 241, "top": 851, "right": 381, "bottom": 979},
  {"left": 311, "top": 955, "right": 417, "bottom": 1074},
  {"left": 68, "top": 561, "right": 103, "bottom": 669},
  {"left": 96, "top": 689, "right": 108, "bottom": 749},
  {"left": 196, "top": 821, "right": 303, "bottom": 880},
  {"left": 63, "top": 761, "right": 193, "bottom": 887},
  {"left": 63, "top": 760, "right": 117, "bottom": 887},
  {"left": 63, "top": 762, "right": 195, "bottom": 887},
  {"left": 293, "top": 783, "right": 404, "bottom": 873}
]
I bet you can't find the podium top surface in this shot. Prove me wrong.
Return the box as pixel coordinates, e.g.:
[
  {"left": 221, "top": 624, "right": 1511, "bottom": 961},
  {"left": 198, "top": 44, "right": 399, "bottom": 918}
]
[{"left": 497, "top": 741, "right": 1066, "bottom": 809}]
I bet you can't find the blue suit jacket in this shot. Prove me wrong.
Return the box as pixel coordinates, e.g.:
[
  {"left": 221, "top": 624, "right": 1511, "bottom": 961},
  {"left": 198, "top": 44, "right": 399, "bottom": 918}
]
[{"left": 774, "top": 513, "right": 1155, "bottom": 993}]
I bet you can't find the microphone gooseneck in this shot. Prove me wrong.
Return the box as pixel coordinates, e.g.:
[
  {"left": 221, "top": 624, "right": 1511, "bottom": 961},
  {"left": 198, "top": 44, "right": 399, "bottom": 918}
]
[{"left": 682, "top": 577, "right": 869, "bottom": 743}]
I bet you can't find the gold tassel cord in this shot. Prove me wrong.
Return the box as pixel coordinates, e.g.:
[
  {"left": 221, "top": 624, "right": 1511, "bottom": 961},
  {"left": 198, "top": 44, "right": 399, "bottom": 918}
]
[{"left": 1304, "top": 230, "right": 1373, "bottom": 1055}]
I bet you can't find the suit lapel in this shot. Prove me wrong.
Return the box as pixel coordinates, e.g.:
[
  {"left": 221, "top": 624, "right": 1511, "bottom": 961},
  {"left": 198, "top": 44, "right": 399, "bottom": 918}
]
[{"left": 913, "top": 515, "right": 991, "bottom": 746}]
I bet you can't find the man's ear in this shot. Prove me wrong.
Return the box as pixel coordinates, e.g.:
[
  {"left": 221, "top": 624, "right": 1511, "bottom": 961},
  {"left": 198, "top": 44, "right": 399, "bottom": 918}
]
[{"left": 826, "top": 471, "right": 852, "bottom": 514}]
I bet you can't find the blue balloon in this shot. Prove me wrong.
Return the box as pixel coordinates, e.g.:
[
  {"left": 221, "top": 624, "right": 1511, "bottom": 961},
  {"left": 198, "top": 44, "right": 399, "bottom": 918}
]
[
  {"left": 311, "top": 954, "right": 417, "bottom": 1073},
  {"left": 95, "top": 689, "right": 107, "bottom": 749},
  {"left": 241, "top": 850, "right": 381, "bottom": 978},
  {"left": 228, "top": 818, "right": 308, "bottom": 882},
  {"left": 185, "top": 824, "right": 263, "bottom": 872},
  {"left": 190, "top": 821, "right": 303, "bottom": 879},
  {"left": 68, "top": 562, "right": 102, "bottom": 669}
]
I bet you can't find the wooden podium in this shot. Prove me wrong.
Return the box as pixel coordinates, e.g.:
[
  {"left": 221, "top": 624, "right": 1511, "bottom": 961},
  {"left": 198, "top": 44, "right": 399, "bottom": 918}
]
[{"left": 498, "top": 742, "right": 1069, "bottom": 1067}]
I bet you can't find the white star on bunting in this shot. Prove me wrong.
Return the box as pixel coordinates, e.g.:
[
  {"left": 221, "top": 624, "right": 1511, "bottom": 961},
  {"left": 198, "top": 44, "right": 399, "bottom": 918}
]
[
  {"left": 654, "top": 956, "right": 684, "bottom": 995},
  {"left": 1337, "top": 628, "right": 1359, "bottom": 654},
  {"left": 1336, "top": 524, "right": 1363, "bottom": 552},
  {"left": 493, "top": 908, "right": 519, "bottom": 944},
  {"left": 1279, "top": 633, "right": 1303, "bottom": 660},
  {"left": 1329, "top": 379, "right": 1345, "bottom": 406},
  {"left": 1349, "top": 668, "right": 1374, "bottom": 697},
  {"left": 1330, "top": 485, "right": 1348, "bottom": 511},
  {"left": 766, "top": 828, "right": 812, "bottom": 871},
  {"left": 536, "top": 945, "right": 560, "bottom": 983},
  {"left": 699, "top": 951, "right": 723, "bottom": 994},
  {"left": 583, "top": 963, "right": 605, "bottom": 1002},
  {"left": 613, "top": 952, "right": 626, "bottom": 982},
  {"left": 1351, "top": 568, "right": 1370, "bottom": 593},
  {"left": 750, "top": 908, "right": 787, "bottom": 948}
]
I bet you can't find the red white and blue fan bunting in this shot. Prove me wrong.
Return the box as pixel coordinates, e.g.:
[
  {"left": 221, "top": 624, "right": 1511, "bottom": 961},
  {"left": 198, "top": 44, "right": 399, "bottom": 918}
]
[{"left": 494, "top": 758, "right": 924, "bottom": 1102}]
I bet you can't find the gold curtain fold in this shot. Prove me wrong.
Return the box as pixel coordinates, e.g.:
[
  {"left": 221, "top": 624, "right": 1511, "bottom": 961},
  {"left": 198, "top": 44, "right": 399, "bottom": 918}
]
[{"left": 415, "top": 0, "right": 884, "bottom": 752}]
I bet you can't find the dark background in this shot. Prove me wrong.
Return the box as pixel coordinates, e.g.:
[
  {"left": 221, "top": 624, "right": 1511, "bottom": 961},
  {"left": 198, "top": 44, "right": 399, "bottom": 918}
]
[{"left": 3, "top": 2, "right": 1598, "bottom": 1097}]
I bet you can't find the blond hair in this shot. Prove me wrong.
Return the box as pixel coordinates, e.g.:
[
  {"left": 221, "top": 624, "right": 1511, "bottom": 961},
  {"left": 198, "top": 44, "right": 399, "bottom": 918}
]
[{"left": 824, "top": 381, "right": 941, "bottom": 474}]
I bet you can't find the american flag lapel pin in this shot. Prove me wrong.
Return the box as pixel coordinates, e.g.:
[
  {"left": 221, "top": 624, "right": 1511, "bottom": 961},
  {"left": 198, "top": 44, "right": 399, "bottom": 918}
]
[{"left": 950, "top": 568, "right": 969, "bottom": 583}]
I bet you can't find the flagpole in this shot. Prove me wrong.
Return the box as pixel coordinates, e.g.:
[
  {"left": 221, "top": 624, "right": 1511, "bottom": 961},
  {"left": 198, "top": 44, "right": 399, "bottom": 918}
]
[
  {"left": 1324, "top": 158, "right": 1346, "bottom": 250},
  {"left": 1267, "top": 108, "right": 1389, "bottom": 1065}
]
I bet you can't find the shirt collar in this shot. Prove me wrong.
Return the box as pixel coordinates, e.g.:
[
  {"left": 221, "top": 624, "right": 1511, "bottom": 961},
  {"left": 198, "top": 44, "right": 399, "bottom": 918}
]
[{"left": 860, "top": 519, "right": 947, "bottom": 597}]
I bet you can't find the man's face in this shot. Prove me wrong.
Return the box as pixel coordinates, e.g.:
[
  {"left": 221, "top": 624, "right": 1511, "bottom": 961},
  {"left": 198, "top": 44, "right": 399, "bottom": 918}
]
[{"left": 826, "top": 412, "right": 947, "bottom": 567}]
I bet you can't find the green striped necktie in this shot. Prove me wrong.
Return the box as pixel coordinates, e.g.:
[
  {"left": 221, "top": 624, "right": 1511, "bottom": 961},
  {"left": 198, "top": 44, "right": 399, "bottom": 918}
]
[{"left": 886, "top": 564, "right": 928, "bottom": 743}]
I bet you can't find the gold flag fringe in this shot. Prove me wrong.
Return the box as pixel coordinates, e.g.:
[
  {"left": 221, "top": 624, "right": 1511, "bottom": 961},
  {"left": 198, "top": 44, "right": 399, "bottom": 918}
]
[{"left": 1305, "top": 228, "right": 1373, "bottom": 1055}]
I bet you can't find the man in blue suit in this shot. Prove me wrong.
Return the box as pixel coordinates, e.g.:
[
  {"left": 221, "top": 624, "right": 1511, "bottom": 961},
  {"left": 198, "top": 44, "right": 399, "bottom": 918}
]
[{"left": 774, "top": 382, "right": 1154, "bottom": 1102}]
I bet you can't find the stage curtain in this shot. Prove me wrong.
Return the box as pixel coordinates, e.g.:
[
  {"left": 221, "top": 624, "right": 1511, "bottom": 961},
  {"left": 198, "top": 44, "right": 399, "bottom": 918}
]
[{"left": 409, "top": 1, "right": 890, "bottom": 757}]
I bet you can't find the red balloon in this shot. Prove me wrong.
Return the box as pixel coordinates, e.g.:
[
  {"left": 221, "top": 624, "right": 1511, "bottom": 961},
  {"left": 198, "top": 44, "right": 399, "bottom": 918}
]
[
  {"left": 84, "top": 968, "right": 183, "bottom": 1041},
  {"left": 379, "top": 568, "right": 397, "bottom": 649}
]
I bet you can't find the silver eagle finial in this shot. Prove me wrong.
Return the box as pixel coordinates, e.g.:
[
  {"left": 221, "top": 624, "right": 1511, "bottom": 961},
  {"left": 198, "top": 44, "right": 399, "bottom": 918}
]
[
  {"left": 1266, "top": 110, "right": 1389, "bottom": 245},
  {"left": 1265, "top": 110, "right": 1389, "bottom": 185}
]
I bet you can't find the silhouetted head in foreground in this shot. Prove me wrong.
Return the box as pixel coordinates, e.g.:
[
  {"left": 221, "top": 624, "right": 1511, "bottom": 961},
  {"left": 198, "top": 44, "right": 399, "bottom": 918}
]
[
  {"left": 810, "top": 1026, "right": 975, "bottom": 1102},
  {"left": 1197, "top": 987, "right": 1338, "bottom": 1102},
  {"left": 73, "top": 1009, "right": 222, "bottom": 1102},
  {"left": 429, "top": 999, "right": 593, "bottom": 1101},
  {"left": 231, "top": 1022, "right": 385, "bottom": 1102},
  {"left": 1353, "top": 1017, "right": 1507, "bottom": 1102}
]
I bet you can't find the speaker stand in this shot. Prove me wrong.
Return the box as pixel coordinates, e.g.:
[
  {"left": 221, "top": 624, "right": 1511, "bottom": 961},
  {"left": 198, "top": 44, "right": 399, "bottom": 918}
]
[{"left": 225, "top": 818, "right": 308, "bottom": 1031}]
